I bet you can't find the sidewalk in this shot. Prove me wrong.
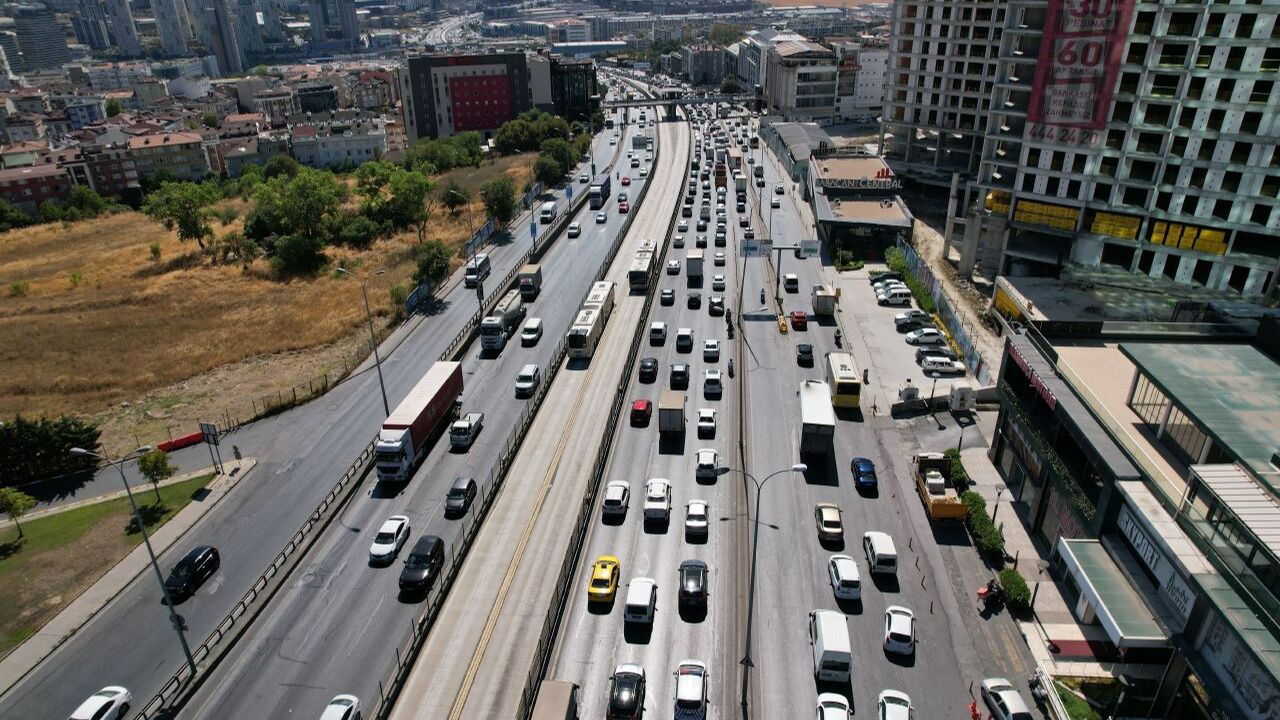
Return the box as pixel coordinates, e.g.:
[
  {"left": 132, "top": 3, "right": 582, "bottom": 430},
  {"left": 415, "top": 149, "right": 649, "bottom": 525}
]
[{"left": 0, "top": 458, "right": 256, "bottom": 694}]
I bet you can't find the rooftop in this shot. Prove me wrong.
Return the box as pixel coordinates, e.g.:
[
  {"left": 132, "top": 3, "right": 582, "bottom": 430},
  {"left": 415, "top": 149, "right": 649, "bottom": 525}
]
[
  {"left": 812, "top": 154, "right": 892, "bottom": 183},
  {"left": 813, "top": 194, "right": 912, "bottom": 228}
]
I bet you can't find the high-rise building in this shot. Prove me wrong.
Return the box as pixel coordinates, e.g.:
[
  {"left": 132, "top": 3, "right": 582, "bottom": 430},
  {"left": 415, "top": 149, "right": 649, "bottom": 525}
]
[
  {"left": 399, "top": 51, "right": 532, "bottom": 141},
  {"left": 763, "top": 40, "right": 837, "bottom": 124},
  {"left": 13, "top": 5, "right": 72, "bottom": 72},
  {"left": 258, "top": 0, "right": 282, "bottom": 42},
  {"left": 336, "top": 0, "right": 358, "bottom": 50},
  {"left": 0, "top": 32, "right": 21, "bottom": 75},
  {"left": 104, "top": 0, "right": 143, "bottom": 57},
  {"left": 234, "top": 0, "right": 264, "bottom": 55},
  {"left": 200, "top": 0, "right": 245, "bottom": 74},
  {"left": 308, "top": 0, "right": 327, "bottom": 43},
  {"left": 155, "top": 0, "right": 190, "bottom": 56},
  {"left": 72, "top": 0, "right": 112, "bottom": 50}
]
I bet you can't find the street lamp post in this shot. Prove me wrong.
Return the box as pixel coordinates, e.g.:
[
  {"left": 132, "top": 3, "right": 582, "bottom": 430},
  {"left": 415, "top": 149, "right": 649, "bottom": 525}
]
[
  {"left": 725, "top": 462, "right": 807, "bottom": 718},
  {"left": 337, "top": 268, "right": 390, "bottom": 417},
  {"left": 71, "top": 446, "right": 198, "bottom": 677}
]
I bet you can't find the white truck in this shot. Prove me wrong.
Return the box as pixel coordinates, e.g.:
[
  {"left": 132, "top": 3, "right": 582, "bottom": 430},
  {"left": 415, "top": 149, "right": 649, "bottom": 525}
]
[
  {"left": 449, "top": 412, "right": 485, "bottom": 450},
  {"left": 811, "top": 284, "right": 837, "bottom": 316},
  {"left": 734, "top": 173, "right": 747, "bottom": 201},
  {"left": 375, "top": 362, "right": 463, "bottom": 483},
  {"left": 686, "top": 249, "right": 704, "bottom": 283},
  {"left": 479, "top": 289, "right": 526, "bottom": 352},
  {"left": 517, "top": 264, "right": 543, "bottom": 301}
]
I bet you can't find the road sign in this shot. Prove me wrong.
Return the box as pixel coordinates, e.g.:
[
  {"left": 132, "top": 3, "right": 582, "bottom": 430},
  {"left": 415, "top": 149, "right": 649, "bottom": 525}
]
[
  {"left": 800, "top": 239, "right": 820, "bottom": 258},
  {"left": 566, "top": 185, "right": 573, "bottom": 200},
  {"left": 740, "top": 239, "right": 772, "bottom": 258},
  {"left": 530, "top": 222, "right": 537, "bottom": 239},
  {"left": 199, "top": 422, "right": 219, "bottom": 446}
]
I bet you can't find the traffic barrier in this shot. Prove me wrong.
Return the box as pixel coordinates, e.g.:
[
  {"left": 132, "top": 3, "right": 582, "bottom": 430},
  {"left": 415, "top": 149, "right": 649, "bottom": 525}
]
[{"left": 156, "top": 431, "right": 203, "bottom": 452}]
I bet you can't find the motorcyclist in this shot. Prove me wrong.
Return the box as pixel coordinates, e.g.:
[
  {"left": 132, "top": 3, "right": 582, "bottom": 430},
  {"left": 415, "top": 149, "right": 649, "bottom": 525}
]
[
  {"left": 760, "top": 288, "right": 766, "bottom": 304},
  {"left": 835, "top": 328, "right": 842, "bottom": 346},
  {"left": 728, "top": 358, "right": 734, "bottom": 376}
]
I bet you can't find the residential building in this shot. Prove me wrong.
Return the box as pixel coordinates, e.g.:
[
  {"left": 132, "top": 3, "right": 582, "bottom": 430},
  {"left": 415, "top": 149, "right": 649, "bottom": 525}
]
[
  {"left": 763, "top": 39, "right": 837, "bottom": 124},
  {"left": 297, "top": 81, "right": 339, "bottom": 113},
  {"left": 0, "top": 163, "right": 70, "bottom": 211},
  {"left": 219, "top": 111, "right": 264, "bottom": 137},
  {"left": 86, "top": 62, "right": 152, "bottom": 91},
  {"left": 258, "top": 0, "right": 282, "bottom": 42},
  {"left": 352, "top": 70, "right": 396, "bottom": 110},
  {"left": 253, "top": 88, "right": 301, "bottom": 125},
  {"left": 104, "top": 0, "right": 143, "bottom": 57},
  {"left": 290, "top": 114, "right": 386, "bottom": 169},
  {"left": 3, "top": 114, "right": 45, "bottom": 144},
  {"left": 65, "top": 97, "right": 107, "bottom": 129},
  {"left": 830, "top": 37, "right": 886, "bottom": 123},
  {"left": 737, "top": 29, "right": 804, "bottom": 94},
  {"left": 155, "top": 0, "right": 190, "bottom": 56},
  {"left": 200, "top": 0, "right": 246, "bottom": 75},
  {"left": 399, "top": 51, "right": 532, "bottom": 141},
  {"left": 546, "top": 18, "right": 590, "bottom": 44},
  {"left": 13, "top": 5, "right": 72, "bottom": 72},
  {"left": 72, "top": 0, "right": 112, "bottom": 51},
  {"left": 81, "top": 142, "right": 138, "bottom": 196},
  {"left": 134, "top": 79, "right": 170, "bottom": 106},
  {"left": 127, "top": 131, "right": 210, "bottom": 181},
  {"left": 336, "top": 0, "right": 359, "bottom": 49},
  {"left": 680, "top": 44, "right": 727, "bottom": 87}
]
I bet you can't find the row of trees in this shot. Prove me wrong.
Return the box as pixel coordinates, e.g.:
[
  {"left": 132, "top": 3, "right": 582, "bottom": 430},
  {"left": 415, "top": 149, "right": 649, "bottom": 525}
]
[
  {"left": 0, "top": 415, "right": 101, "bottom": 488},
  {"left": 0, "top": 185, "right": 119, "bottom": 233}
]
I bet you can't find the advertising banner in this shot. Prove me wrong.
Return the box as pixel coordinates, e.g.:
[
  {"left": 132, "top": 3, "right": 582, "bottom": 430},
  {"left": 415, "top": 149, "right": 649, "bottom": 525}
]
[{"left": 1027, "top": 0, "right": 1136, "bottom": 148}]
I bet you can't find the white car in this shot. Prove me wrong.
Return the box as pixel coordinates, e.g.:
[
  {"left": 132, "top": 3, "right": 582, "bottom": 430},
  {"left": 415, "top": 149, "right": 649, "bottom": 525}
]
[
  {"left": 771, "top": 197, "right": 781, "bottom": 209},
  {"left": 667, "top": 259, "right": 681, "bottom": 275},
  {"left": 521, "top": 318, "right": 543, "bottom": 346},
  {"left": 685, "top": 499, "right": 710, "bottom": 536},
  {"left": 711, "top": 274, "right": 725, "bottom": 290},
  {"left": 697, "top": 408, "right": 717, "bottom": 437},
  {"left": 703, "top": 369, "right": 723, "bottom": 397},
  {"left": 895, "top": 309, "right": 930, "bottom": 324},
  {"left": 674, "top": 660, "right": 709, "bottom": 717},
  {"left": 644, "top": 478, "right": 672, "bottom": 521},
  {"left": 650, "top": 321, "right": 668, "bottom": 344},
  {"left": 567, "top": 221, "right": 581, "bottom": 238},
  {"left": 596, "top": 211, "right": 608, "bottom": 224},
  {"left": 883, "top": 605, "right": 917, "bottom": 655},
  {"left": 602, "top": 480, "right": 630, "bottom": 517},
  {"left": 714, "top": 252, "right": 726, "bottom": 266},
  {"left": 579, "top": 173, "right": 589, "bottom": 183},
  {"left": 905, "top": 328, "right": 946, "bottom": 346},
  {"left": 775, "top": 184, "right": 785, "bottom": 195},
  {"left": 70, "top": 686, "right": 132, "bottom": 720},
  {"left": 827, "top": 554, "right": 861, "bottom": 601},
  {"left": 678, "top": 219, "right": 689, "bottom": 231},
  {"left": 980, "top": 678, "right": 1033, "bottom": 720},
  {"left": 874, "top": 278, "right": 907, "bottom": 292},
  {"left": 878, "top": 690, "right": 914, "bottom": 720},
  {"left": 640, "top": 167, "right": 649, "bottom": 178},
  {"left": 817, "top": 692, "right": 852, "bottom": 720},
  {"left": 703, "top": 339, "right": 720, "bottom": 361},
  {"left": 320, "top": 694, "right": 361, "bottom": 720},
  {"left": 369, "top": 515, "right": 410, "bottom": 564},
  {"left": 696, "top": 448, "right": 718, "bottom": 480}
]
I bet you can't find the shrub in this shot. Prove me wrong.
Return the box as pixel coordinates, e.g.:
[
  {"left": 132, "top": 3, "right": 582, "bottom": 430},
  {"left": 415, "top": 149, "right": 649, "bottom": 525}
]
[
  {"left": 271, "top": 234, "right": 327, "bottom": 275},
  {"left": 0, "top": 414, "right": 101, "bottom": 486},
  {"left": 149, "top": 242, "right": 162, "bottom": 261},
  {"left": 961, "top": 490, "right": 986, "bottom": 517},
  {"left": 944, "top": 448, "right": 970, "bottom": 489},
  {"left": 9, "top": 280, "right": 28, "bottom": 297},
  {"left": 969, "top": 513, "right": 1005, "bottom": 557},
  {"left": 331, "top": 212, "right": 384, "bottom": 248},
  {"left": 413, "top": 240, "right": 452, "bottom": 287},
  {"left": 999, "top": 569, "right": 1031, "bottom": 611}
]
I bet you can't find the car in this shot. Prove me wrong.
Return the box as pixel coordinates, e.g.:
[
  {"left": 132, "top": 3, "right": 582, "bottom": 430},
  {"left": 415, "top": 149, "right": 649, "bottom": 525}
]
[
  {"left": 896, "top": 309, "right": 930, "bottom": 324},
  {"left": 923, "top": 357, "right": 967, "bottom": 376},
  {"left": 631, "top": 398, "right": 653, "bottom": 426},
  {"left": 661, "top": 288, "right": 675, "bottom": 306},
  {"left": 651, "top": 321, "right": 668, "bottom": 344},
  {"left": 884, "top": 606, "right": 917, "bottom": 655},
  {"left": 519, "top": 318, "right": 544, "bottom": 346},
  {"left": 815, "top": 503, "right": 844, "bottom": 542},
  {"left": 906, "top": 328, "right": 946, "bottom": 345},
  {"left": 670, "top": 363, "right": 690, "bottom": 388},
  {"left": 701, "top": 179, "right": 711, "bottom": 190},
  {"left": 677, "top": 558, "right": 709, "bottom": 606},
  {"left": 678, "top": 219, "right": 688, "bottom": 231},
  {"left": 164, "top": 545, "right": 220, "bottom": 598},
  {"left": 873, "top": 272, "right": 905, "bottom": 285},
  {"left": 790, "top": 310, "right": 808, "bottom": 330},
  {"left": 684, "top": 501, "right": 710, "bottom": 539},
  {"left": 708, "top": 296, "right": 725, "bottom": 315},
  {"left": 619, "top": 202, "right": 630, "bottom": 213},
  {"left": 696, "top": 219, "right": 708, "bottom": 231},
  {"left": 70, "top": 686, "right": 132, "bottom": 720},
  {"left": 756, "top": 177, "right": 766, "bottom": 187},
  {"left": 877, "top": 690, "right": 913, "bottom": 720},
  {"left": 775, "top": 184, "right": 785, "bottom": 195},
  {"left": 695, "top": 447, "right": 719, "bottom": 480},
  {"left": 609, "top": 137, "right": 617, "bottom": 145},
  {"left": 713, "top": 252, "right": 725, "bottom": 267},
  {"left": 687, "top": 291, "right": 702, "bottom": 309},
  {"left": 711, "top": 274, "right": 725, "bottom": 290},
  {"left": 319, "top": 694, "right": 361, "bottom": 720},
  {"left": 639, "top": 356, "right": 659, "bottom": 382},
  {"left": 596, "top": 211, "right": 608, "bottom": 224},
  {"left": 602, "top": 481, "right": 630, "bottom": 517},
  {"left": 743, "top": 226, "right": 755, "bottom": 240},
  {"left": 609, "top": 664, "right": 646, "bottom": 719},
  {"left": 816, "top": 693, "right": 852, "bottom": 720},
  {"left": 674, "top": 660, "right": 709, "bottom": 718},
  {"left": 644, "top": 479, "right": 672, "bottom": 521},
  {"left": 703, "top": 369, "right": 723, "bottom": 397},
  {"left": 368, "top": 516, "right": 410, "bottom": 563},
  {"left": 703, "top": 339, "right": 720, "bottom": 361},
  {"left": 618, "top": 191, "right": 629, "bottom": 203},
  {"left": 980, "top": 678, "right": 1034, "bottom": 720},
  {"left": 695, "top": 234, "right": 708, "bottom": 248},
  {"left": 873, "top": 278, "right": 907, "bottom": 292},
  {"left": 631, "top": 158, "right": 640, "bottom": 168},
  {"left": 579, "top": 173, "right": 589, "bottom": 183},
  {"left": 851, "top": 457, "right": 878, "bottom": 490},
  {"left": 567, "top": 221, "right": 581, "bottom": 238},
  {"left": 770, "top": 197, "right": 781, "bottom": 209},
  {"left": 673, "top": 234, "right": 686, "bottom": 248},
  {"left": 667, "top": 259, "right": 681, "bottom": 275},
  {"left": 827, "top": 554, "right": 861, "bottom": 601},
  {"left": 697, "top": 408, "right": 717, "bottom": 437},
  {"left": 640, "top": 167, "right": 649, "bottom": 178},
  {"left": 895, "top": 317, "right": 927, "bottom": 333},
  {"left": 621, "top": 175, "right": 632, "bottom": 185},
  {"left": 783, "top": 273, "right": 799, "bottom": 292},
  {"left": 588, "top": 555, "right": 621, "bottom": 602},
  {"left": 916, "top": 346, "right": 961, "bottom": 364},
  {"left": 676, "top": 327, "right": 694, "bottom": 352}
]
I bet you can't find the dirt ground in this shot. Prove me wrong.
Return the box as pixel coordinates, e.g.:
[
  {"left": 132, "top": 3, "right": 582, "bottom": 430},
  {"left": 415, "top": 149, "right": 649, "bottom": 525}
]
[{"left": 0, "top": 156, "right": 534, "bottom": 454}]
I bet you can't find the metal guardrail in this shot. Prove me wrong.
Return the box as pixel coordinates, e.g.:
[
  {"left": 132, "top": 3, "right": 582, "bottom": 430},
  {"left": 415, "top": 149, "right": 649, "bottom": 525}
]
[
  {"left": 133, "top": 437, "right": 377, "bottom": 719},
  {"left": 516, "top": 87, "right": 693, "bottom": 720}
]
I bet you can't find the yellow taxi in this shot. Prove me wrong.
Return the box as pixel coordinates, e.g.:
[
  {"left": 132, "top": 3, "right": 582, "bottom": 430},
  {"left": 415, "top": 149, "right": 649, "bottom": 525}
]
[{"left": 587, "top": 555, "right": 621, "bottom": 602}]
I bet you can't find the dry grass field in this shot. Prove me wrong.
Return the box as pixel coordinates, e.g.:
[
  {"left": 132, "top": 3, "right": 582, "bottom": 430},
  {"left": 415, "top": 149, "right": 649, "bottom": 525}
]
[{"left": 0, "top": 155, "right": 534, "bottom": 453}]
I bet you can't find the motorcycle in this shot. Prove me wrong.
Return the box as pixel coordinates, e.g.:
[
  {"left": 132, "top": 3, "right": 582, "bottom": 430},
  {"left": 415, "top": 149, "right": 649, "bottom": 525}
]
[
  {"left": 834, "top": 329, "right": 842, "bottom": 347},
  {"left": 760, "top": 289, "right": 766, "bottom": 304},
  {"left": 977, "top": 578, "right": 1004, "bottom": 608}
]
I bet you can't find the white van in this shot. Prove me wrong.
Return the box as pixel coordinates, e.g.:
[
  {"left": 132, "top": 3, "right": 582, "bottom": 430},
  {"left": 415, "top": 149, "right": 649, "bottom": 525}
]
[
  {"left": 624, "top": 578, "right": 657, "bottom": 624},
  {"left": 783, "top": 273, "right": 799, "bottom": 293},
  {"left": 808, "top": 609, "right": 852, "bottom": 682},
  {"left": 863, "top": 531, "right": 898, "bottom": 574},
  {"left": 877, "top": 287, "right": 913, "bottom": 306},
  {"left": 539, "top": 200, "right": 558, "bottom": 223},
  {"left": 515, "top": 364, "right": 540, "bottom": 398},
  {"left": 464, "top": 253, "right": 491, "bottom": 288}
]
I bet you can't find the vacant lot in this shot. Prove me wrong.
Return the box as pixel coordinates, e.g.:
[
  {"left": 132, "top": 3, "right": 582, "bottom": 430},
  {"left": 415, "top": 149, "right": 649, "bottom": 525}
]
[
  {"left": 0, "top": 156, "right": 534, "bottom": 452},
  {"left": 0, "top": 473, "right": 214, "bottom": 657}
]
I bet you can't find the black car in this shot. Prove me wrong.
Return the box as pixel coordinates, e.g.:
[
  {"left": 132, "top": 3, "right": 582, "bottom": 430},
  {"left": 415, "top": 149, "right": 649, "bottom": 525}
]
[
  {"left": 678, "top": 559, "right": 709, "bottom": 607},
  {"left": 796, "top": 343, "right": 814, "bottom": 366},
  {"left": 696, "top": 219, "right": 708, "bottom": 231},
  {"left": 695, "top": 235, "right": 708, "bottom": 248},
  {"left": 164, "top": 545, "right": 220, "bottom": 600},
  {"left": 661, "top": 289, "right": 675, "bottom": 306},
  {"left": 639, "top": 357, "right": 659, "bottom": 383},
  {"left": 608, "top": 665, "right": 646, "bottom": 719},
  {"left": 687, "top": 292, "right": 702, "bottom": 309},
  {"left": 872, "top": 272, "right": 904, "bottom": 285},
  {"left": 916, "top": 346, "right": 961, "bottom": 364},
  {"left": 399, "top": 535, "right": 444, "bottom": 593},
  {"left": 670, "top": 363, "right": 690, "bottom": 389}
]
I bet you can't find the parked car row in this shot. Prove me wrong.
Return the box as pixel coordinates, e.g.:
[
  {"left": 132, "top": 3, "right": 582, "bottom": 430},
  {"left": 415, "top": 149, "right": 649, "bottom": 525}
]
[{"left": 869, "top": 274, "right": 967, "bottom": 378}]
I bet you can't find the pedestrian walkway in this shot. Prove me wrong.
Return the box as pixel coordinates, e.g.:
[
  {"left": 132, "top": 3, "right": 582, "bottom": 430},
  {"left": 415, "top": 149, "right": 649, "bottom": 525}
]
[{"left": 0, "top": 458, "right": 256, "bottom": 694}]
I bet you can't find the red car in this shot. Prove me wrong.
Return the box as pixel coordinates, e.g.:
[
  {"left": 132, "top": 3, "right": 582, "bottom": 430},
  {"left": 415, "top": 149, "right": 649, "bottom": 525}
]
[
  {"left": 790, "top": 310, "right": 808, "bottom": 330},
  {"left": 619, "top": 202, "right": 630, "bottom": 214},
  {"left": 630, "top": 399, "right": 652, "bottom": 426},
  {"left": 621, "top": 176, "right": 632, "bottom": 186}
]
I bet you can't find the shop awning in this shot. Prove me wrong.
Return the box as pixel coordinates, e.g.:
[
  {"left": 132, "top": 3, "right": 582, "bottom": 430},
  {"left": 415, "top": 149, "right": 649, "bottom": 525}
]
[{"left": 1058, "top": 539, "right": 1168, "bottom": 649}]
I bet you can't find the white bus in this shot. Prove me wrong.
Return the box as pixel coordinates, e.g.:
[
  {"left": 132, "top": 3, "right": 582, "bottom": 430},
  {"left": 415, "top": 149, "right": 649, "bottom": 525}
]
[
  {"left": 825, "top": 352, "right": 862, "bottom": 409},
  {"left": 628, "top": 250, "right": 656, "bottom": 292},
  {"left": 582, "top": 280, "right": 616, "bottom": 316},
  {"left": 567, "top": 307, "right": 609, "bottom": 359},
  {"left": 799, "top": 379, "right": 836, "bottom": 457}
]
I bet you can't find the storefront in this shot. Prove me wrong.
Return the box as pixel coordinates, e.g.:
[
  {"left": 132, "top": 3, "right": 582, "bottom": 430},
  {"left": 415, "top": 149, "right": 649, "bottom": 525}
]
[{"left": 808, "top": 149, "right": 914, "bottom": 259}]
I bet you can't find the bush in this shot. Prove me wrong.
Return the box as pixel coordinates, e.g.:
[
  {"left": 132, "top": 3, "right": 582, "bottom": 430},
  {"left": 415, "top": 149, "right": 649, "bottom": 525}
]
[
  {"left": 271, "top": 234, "right": 327, "bottom": 275},
  {"left": 149, "top": 242, "right": 162, "bottom": 261},
  {"left": 0, "top": 414, "right": 101, "bottom": 487},
  {"left": 961, "top": 490, "right": 986, "bottom": 517},
  {"left": 8, "top": 280, "right": 28, "bottom": 297},
  {"left": 970, "top": 513, "right": 1005, "bottom": 557},
  {"left": 331, "top": 212, "right": 384, "bottom": 248},
  {"left": 944, "top": 448, "right": 970, "bottom": 490},
  {"left": 413, "top": 240, "right": 453, "bottom": 287},
  {"left": 999, "top": 568, "right": 1031, "bottom": 612},
  {"left": 533, "top": 154, "right": 565, "bottom": 186}
]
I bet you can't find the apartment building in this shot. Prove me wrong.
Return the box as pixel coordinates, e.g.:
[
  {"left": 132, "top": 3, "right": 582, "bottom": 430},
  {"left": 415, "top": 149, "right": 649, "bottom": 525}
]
[
  {"left": 0, "top": 163, "right": 70, "bottom": 210},
  {"left": 290, "top": 115, "right": 386, "bottom": 169},
  {"left": 831, "top": 37, "right": 887, "bottom": 123},
  {"left": 680, "top": 44, "right": 728, "bottom": 87},
  {"left": 127, "top": 131, "right": 210, "bottom": 181},
  {"left": 764, "top": 39, "right": 837, "bottom": 124},
  {"left": 398, "top": 52, "right": 532, "bottom": 141}
]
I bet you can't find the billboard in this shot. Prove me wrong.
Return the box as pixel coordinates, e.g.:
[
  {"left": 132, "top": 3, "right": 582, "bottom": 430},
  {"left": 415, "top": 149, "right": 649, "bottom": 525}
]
[{"left": 1027, "top": 0, "right": 1136, "bottom": 148}]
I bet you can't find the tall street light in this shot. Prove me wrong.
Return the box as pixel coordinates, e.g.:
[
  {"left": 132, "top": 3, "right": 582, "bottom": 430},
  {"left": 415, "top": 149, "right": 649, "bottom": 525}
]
[
  {"left": 71, "top": 446, "right": 198, "bottom": 677},
  {"left": 723, "top": 462, "right": 807, "bottom": 718},
  {"left": 337, "top": 268, "right": 390, "bottom": 417}
]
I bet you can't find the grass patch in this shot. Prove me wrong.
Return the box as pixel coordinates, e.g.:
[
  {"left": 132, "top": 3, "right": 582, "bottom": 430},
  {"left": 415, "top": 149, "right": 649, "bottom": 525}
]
[
  {"left": 1055, "top": 681, "right": 1101, "bottom": 720},
  {"left": 0, "top": 473, "right": 214, "bottom": 657}
]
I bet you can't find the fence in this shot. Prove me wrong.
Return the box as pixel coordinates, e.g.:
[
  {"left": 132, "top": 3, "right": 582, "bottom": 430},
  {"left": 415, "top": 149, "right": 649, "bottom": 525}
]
[
  {"left": 134, "top": 437, "right": 376, "bottom": 719},
  {"left": 895, "top": 238, "right": 995, "bottom": 386}
]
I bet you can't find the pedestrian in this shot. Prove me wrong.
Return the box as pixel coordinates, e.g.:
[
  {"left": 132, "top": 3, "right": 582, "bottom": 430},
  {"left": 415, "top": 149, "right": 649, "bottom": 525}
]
[{"left": 232, "top": 445, "right": 242, "bottom": 461}]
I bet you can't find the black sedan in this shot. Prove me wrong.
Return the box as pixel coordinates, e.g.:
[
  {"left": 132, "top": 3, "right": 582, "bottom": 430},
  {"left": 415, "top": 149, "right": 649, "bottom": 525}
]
[
  {"left": 678, "top": 559, "right": 709, "bottom": 607},
  {"left": 638, "top": 357, "right": 658, "bottom": 383},
  {"left": 796, "top": 343, "right": 814, "bottom": 366},
  {"left": 164, "top": 545, "right": 220, "bottom": 601},
  {"left": 609, "top": 664, "right": 646, "bottom": 719}
]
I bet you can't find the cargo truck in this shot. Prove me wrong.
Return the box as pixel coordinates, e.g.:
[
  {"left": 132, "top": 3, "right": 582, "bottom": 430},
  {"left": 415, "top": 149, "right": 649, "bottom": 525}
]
[
  {"left": 811, "top": 284, "right": 837, "bottom": 316},
  {"left": 517, "top": 264, "right": 543, "bottom": 301},
  {"left": 633, "top": 134, "right": 648, "bottom": 149},
  {"left": 450, "top": 412, "right": 485, "bottom": 450},
  {"left": 375, "top": 362, "right": 464, "bottom": 482},
  {"left": 799, "top": 379, "right": 836, "bottom": 457},
  {"left": 479, "top": 289, "right": 526, "bottom": 351},
  {"left": 658, "top": 390, "right": 686, "bottom": 435},
  {"left": 734, "top": 173, "right": 747, "bottom": 202},
  {"left": 913, "top": 452, "right": 967, "bottom": 520},
  {"left": 686, "top": 249, "right": 704, "bottom": 283},
  {"left": 588, "top": 174, "right": 611, "bottom": 210}
]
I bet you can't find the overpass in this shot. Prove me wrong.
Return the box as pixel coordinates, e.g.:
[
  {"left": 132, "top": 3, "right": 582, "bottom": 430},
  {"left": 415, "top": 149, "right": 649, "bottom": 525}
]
[{"left": 603, "top": 91, "right": 760, "bottom": 119}]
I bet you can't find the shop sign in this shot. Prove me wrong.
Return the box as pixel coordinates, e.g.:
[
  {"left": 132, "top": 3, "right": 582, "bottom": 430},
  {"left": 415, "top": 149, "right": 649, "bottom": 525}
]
[
  {"left": 1118, "top": 507, "right": 1195, "bottom": 623},
  {"left": 821, "top": 167, "right": 901, "bottom": 191},
  {"left": 1009, "top": 342, "right": 1058, "bottom": 410}
]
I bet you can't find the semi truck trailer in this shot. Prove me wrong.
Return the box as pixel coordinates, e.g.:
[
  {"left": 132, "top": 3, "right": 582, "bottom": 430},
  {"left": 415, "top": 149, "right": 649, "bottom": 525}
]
[{"left": 375, "top": 362, "right": 464, "bottom": 483}]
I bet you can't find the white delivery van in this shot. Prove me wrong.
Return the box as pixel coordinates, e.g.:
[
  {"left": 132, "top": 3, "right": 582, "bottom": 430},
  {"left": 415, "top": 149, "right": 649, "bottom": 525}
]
[
  {"left": 877, "top": 287, "right": 913, "bottom": 306},
  {"left": 863, "top": 531, "right": 898, "bottom": 574},
  {"left": 464, "top": 253, "right": 491, "bottom": 288},
  {"left": 624, "top": 578, "right": 657, "bottom": 624},
  {"left": 809, "top": 609, "right": 852, "bottom": 682},
  {"left": 783, "top": 274, "right": 799, "bottom": 293},
  {"left": 540, "top": 200, "right": 558, "bottom": 223}
]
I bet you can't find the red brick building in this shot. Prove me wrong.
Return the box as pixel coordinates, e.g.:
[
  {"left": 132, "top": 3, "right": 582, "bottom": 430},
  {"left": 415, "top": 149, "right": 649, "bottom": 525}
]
[{"left": 0, "top": 164, "right": 71, "bottom": 211}]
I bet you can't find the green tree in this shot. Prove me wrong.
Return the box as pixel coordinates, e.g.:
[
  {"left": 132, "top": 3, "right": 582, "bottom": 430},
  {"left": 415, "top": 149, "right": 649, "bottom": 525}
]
[
  {"left": 590, "top": 109, "right": 606, "bottom": 133},
  {"left": 480, "top": 176, "right": 517, "bottom": 226},
  {"left": 0, "top": 487, "right": 37, "bottom": 538},
  {"left": 66, "top": 185, "right": 111, "bottom": 219},
  {"left": 413, "top": 239, "right": 453, "bottom": 287},
  {"left": 539, "top": 138, "right": 576, "bottom": 173},
  {"left": 331, "top": 212, "right": 383, "bottom": 248},
  {"left": 0, "top": 198, "right": 32, "bottom": 232},
  {"left": 142, "top": 181, "right": 220, "bottom": 249},
  {"left": 253, "top": 168, "right": 345, "bottom": 242},
  {"left": 533, "top": 154, "right": 565, "bottom": 186},
  {"left": 441, "top": 180, "right": 469, "bottom": 215},
  {"left": 137, "top": 449, "right": 176, "bottom": 503},
  {"left": 262, "top": 154, "right": 301, "bottom": 179},
  {"left": 201, "top": 111, "right": 221, "bottom": 129},
  {"left": 272, "top": 233, "right": 328, "bottom": 275},
  {"left": 0, "top": 414, "right": 101, "bottom": 487},
  {"left": 720, "top": 77, "right": 742, "bottom": 94},
  {"left": 105, "top": 98, "right": 122, "bottom": 117}
]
